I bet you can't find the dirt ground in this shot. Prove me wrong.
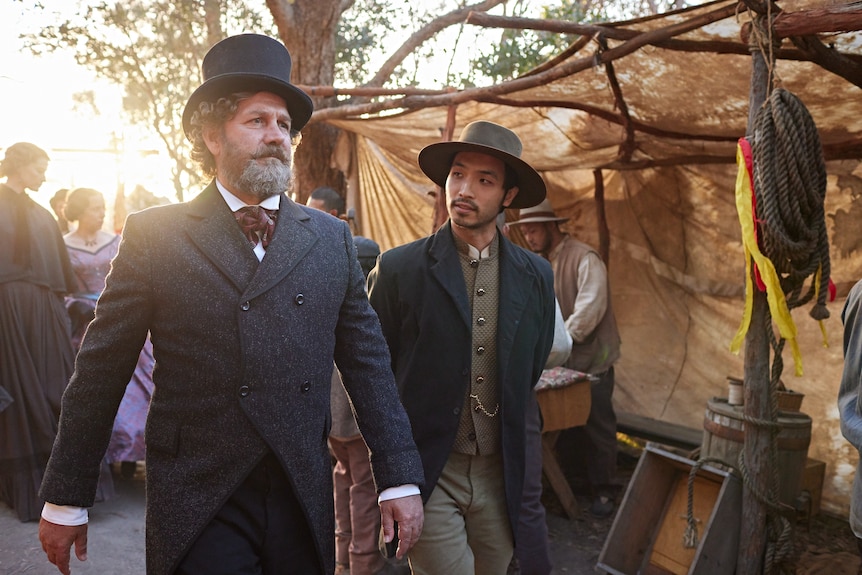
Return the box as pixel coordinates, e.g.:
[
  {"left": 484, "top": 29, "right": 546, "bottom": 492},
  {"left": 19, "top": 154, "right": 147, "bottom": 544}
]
[{"left": 1, "top": 443, "right": 859, "bottom": 575}]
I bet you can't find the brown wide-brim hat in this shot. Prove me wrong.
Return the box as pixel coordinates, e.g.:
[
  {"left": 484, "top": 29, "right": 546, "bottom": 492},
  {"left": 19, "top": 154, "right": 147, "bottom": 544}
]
[
  {"left": 508, "top": 199, "right": 569, "bottom": 225},
  {"left": 182, "top": 34, "right": 313, "bottom": 140},
  {"left": 418, "top": 121, "right": 546, "bottom": 210}
]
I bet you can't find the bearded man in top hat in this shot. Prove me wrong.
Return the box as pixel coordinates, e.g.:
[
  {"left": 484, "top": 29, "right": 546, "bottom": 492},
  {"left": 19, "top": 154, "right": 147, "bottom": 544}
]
[
  {"left": 509, "top": 198, "right": 622, "bottom": 518},
  {"left": 366, "top": 121, "right": 556, "bottom": 574},
  {"left": 37, "top": 33, "right": 424, "bottom": 575}
]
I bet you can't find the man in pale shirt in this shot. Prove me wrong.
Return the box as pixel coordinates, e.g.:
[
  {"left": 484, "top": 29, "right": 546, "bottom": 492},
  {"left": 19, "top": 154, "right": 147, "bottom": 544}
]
[
  {"left": 38, "top": 33, "right": 422, "bottom": 575},
  {"left": 511, "top": 198, "right": 622, "bottom": 520}
]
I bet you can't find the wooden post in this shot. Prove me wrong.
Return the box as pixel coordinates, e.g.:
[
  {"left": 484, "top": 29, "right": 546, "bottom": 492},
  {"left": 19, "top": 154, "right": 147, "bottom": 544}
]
[
  {"left": 737, "top": 15, "right": 773, "bottom": 575},
  {"left": 593, "top": 169, "right": 610, "bottom": 266}
]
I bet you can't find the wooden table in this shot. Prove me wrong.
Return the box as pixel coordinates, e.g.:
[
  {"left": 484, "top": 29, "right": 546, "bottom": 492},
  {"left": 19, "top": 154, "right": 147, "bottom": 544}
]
[{"left": 536, "top": 379, "right": 592, "bottom": 520}]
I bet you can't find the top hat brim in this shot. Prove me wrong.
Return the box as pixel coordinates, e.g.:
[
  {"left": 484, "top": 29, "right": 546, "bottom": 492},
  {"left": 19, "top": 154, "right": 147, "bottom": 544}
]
[
  {"left": 418, "top": 141, "right": 546, "bottom": 210},
  {"left": 182, "top": 74, "right": 314, "bottom": 140}
]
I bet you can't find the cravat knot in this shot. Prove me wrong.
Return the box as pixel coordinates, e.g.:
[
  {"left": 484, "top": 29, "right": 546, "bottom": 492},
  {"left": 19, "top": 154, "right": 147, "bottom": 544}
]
[{"left": 234, "top": 206, "right": 278, "bottom": 248}]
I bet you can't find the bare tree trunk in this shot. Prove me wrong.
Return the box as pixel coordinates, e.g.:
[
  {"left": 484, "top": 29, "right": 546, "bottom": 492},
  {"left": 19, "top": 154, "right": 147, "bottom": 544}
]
[
  {"left": 267, "top": 0, "right": 349, "bottom": 203},
  {"left": 264, "top": 0, "right": 518, "bottom": 205},
  {"left": 203, "top": 0, "right": 223, "bottom": 47}
]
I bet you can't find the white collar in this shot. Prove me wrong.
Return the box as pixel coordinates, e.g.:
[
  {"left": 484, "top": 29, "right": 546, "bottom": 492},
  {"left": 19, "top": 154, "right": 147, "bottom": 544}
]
[
  {"left": 467, "top": 243, "right": 491, "bottom": 260},
  {"left": 215, "top": 180, "right": 281, "bottom": 212}
]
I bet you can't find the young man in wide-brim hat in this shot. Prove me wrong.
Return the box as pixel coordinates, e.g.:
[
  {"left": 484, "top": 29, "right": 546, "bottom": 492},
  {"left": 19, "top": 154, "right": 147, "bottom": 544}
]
[
  {"left": 38, "top": 33, "right": 425, "bottom": 575},
  {"left": 367, "top": 120, "right": 557, "bottom": 574}
]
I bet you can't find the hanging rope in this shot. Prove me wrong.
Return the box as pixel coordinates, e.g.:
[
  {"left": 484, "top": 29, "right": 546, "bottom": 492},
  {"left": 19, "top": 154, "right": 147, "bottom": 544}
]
[
  {"left": 751, "top": 87, "right": 830, "bottom": 324},
  {"left": 683, "top": 456, "right": 735, "bottom": 549},
  {"left": 725, "top": 6, "right": 830, "bottom": 573},
  {"left": 734, "top": 85, "right": 828, "bottom": 575}
]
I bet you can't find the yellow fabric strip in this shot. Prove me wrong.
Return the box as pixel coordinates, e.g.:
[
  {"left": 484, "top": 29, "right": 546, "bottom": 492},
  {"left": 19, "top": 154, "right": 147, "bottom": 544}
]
[{"left": 730, "top": 142, "right": 803, "bottom": 376}]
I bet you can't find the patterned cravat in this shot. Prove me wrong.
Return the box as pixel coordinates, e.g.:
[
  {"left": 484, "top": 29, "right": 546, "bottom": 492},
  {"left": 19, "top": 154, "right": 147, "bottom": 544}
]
[{"left": 234, "top": 206, "right": 278, "bottom": 248}]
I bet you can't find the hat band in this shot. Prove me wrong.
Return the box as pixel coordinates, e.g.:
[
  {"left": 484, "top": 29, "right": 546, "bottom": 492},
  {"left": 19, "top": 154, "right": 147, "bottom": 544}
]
[{"left": 520, "top": 211, "right": 558, "bottom": 219}]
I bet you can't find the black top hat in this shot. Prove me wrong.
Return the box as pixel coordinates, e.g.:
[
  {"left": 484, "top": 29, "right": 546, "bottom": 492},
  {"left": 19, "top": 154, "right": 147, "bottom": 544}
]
[
  {"left": 182, "top": 34, "right": 314, "bottom": 140},
  {"left": 417, "top": 120, "right": 546, "bottom": 209}
]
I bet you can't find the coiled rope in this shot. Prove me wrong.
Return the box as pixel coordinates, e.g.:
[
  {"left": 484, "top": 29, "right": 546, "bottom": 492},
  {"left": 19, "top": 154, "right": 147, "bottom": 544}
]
[
  {"left": 733, "top": 87, "right": 827, "bottom": 575},
  {"left": 751, "top": 87, "right": 830, "bottom": 325},
  {"left": 695, "top": 80, "right": 829, "bottom": 575}
]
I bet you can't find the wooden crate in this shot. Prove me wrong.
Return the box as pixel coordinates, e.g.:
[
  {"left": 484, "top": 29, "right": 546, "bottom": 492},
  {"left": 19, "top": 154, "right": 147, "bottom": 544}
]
[
  {"left": 598, "top": 445, "right": 741, "bottom": 575},
  {"left": 536, "top": 379, "right": 591, "bottom": 432},
  {"left": 801, "top": 457, "right": 826, "bottom": 517}
]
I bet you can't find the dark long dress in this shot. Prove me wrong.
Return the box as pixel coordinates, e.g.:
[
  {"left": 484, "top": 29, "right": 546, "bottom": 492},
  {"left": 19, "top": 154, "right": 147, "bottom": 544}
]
[{"left": 0, "top": 183, "right": 76, "bottom": 522}]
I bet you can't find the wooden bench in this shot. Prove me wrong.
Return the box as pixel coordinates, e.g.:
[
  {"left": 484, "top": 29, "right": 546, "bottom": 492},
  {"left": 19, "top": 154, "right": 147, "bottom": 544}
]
[{"left": 616, "top": 411, "right": 703, "bottom": 452}]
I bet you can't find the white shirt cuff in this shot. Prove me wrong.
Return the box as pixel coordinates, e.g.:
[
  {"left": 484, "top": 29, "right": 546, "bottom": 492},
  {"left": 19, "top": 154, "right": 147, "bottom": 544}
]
[
  {"left": 41, "top": 502, "right": 89, "bottom": 526},
  {"left": 378, "top": 484, "right": 421, "bottom": 504}
]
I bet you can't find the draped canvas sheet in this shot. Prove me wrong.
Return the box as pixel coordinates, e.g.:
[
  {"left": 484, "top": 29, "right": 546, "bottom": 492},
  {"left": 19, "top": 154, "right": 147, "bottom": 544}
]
[
  {"left": 327, "top": 0, "right": 862, "bottom": 515},
  {"left": 343, "top": 129, "right": 862, "bottom": 515}
]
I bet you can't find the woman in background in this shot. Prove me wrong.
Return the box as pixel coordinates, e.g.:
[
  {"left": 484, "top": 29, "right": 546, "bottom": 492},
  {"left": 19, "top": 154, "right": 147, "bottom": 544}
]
[
  {"left": 63, "top": 187, "right": 154, "bottom": 480},
  {"left": 0, "top": 142, "right": 76, "bottom": 521}
]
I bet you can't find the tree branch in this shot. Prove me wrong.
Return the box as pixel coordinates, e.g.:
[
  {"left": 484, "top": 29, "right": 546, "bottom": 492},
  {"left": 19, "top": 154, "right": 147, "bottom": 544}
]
[
  {"left": 363, "top": 0, "right": 508, "bottom": 88},
  {"left": 467, "top": 9, "right": 862, "bottom": 62},
  {"left": 597, "top": 34, "right": 636, "bottom": 162},
  {"left": 773, "top": 2, "right": 862, "bottom": 36},
  {"left": 296, "top": 86, "right": 451, "bottom": 96},
  {"left": 791, "top": 34, "right": 862, "bottom": 88},
  {"left": 311, "top": 0, "right": 739, "bottom": 122}
]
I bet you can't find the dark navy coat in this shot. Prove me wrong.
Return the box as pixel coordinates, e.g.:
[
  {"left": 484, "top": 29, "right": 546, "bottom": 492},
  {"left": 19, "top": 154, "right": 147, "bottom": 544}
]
[{"left": 367, "top": 221, "right": 555, "bottom": 540}]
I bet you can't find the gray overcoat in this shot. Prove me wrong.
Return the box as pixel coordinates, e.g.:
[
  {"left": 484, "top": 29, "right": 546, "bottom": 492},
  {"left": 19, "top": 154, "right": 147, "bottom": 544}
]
[{"left": 40, "top": 182, "right": 424, "bottom": 575}]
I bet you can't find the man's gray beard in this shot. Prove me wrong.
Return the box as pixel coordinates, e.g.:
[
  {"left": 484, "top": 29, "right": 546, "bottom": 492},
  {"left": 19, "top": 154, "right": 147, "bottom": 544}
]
[{"left": 236, "top": 159, "right": 293, "bottom": 202}]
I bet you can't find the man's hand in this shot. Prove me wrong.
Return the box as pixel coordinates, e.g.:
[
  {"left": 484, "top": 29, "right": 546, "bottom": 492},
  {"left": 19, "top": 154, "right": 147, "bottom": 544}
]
[
  {"left": 39, "top": 519, "right": 88, "bottom": 575},
  {"left": 379, "top": 494, "right": 424, "bottom": 559}
]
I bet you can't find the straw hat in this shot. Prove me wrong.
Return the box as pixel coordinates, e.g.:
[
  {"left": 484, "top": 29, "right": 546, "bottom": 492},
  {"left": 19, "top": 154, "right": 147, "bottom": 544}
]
[{"left": 508, "top": 199, "right": 569, "bottom": 225}]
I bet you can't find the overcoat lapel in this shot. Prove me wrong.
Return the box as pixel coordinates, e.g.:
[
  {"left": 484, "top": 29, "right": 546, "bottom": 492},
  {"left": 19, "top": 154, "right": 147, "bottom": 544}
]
[
  {"left": 428, "top": 223, "right": 471, "bottom": 329},
  {"left": 186, "top": 183, "right": 259, "bottom": 291},
  {"left": 245, "top": 197, "right": 318, "bottom": 300}
]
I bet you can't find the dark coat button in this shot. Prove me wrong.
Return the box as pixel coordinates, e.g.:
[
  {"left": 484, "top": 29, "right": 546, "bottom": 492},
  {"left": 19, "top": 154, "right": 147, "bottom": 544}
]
[
  {"left": 300, "top": 381, "right": 311, "bottom": 392},
  {"left": 468, "top": 432, "right": 476, "bottom": 441},
  {"left": 477, "top": 317, "right": 486, "bottom": 325},
  {"left": 239, "top": 385, "right": 250, "bottom": 397},
  {"left": 453, "top": 407, "right": 461, "bottom": 416},
  {"left": 295, "top": 294, "right": 304, "bottom": 305},
  {"left": 476, "top": 346, "right": 485, "bottom": 355},
  {"left": 476, "top": 288, "right": 486, "bottom": 296},
  {"left": 241, "top": 301, "right": 250, "bottom": 311}
]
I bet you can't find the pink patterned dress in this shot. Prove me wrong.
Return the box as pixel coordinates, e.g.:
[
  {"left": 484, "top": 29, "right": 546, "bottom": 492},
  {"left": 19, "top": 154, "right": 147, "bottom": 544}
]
[{"left": 66, "top": 235, "right": 154, "bottom": 464}]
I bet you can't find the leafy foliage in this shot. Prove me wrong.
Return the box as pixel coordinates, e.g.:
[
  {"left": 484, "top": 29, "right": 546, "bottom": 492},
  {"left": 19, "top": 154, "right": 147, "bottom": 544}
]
[
  {"left": 23, "top": 0, "right": 268, "bottom": 200},
  {"left": 335, "top": 0, "right": 409, "bottom": 86},
  {"left": 469, "top": 0, "right": 691, "bottom": 84},
  {"left": 19, "top": 0, "right": 696, "bottom": 198}
]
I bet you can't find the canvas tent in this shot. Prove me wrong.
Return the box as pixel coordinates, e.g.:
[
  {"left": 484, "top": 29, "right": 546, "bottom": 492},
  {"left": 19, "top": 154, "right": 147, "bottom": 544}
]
[{"left": 309, "top": 0, "right": 862, "bottom": 516}]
